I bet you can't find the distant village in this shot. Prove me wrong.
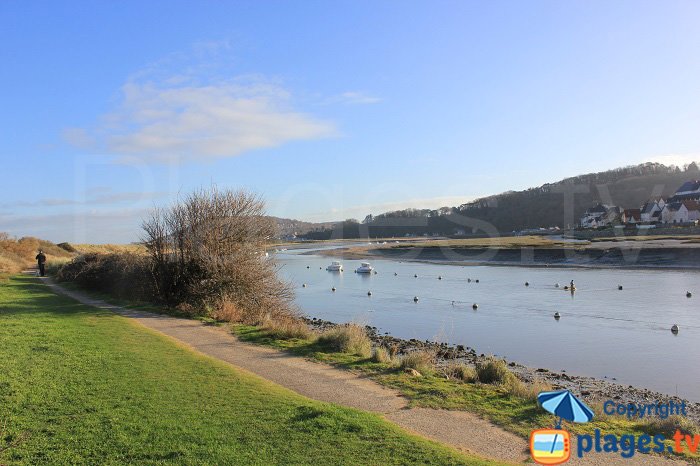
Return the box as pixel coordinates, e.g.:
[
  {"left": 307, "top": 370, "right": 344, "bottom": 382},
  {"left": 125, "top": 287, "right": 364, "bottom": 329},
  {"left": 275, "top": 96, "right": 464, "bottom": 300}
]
[{"left": 580, "top": 180, "right": 700, "bottom": 229}]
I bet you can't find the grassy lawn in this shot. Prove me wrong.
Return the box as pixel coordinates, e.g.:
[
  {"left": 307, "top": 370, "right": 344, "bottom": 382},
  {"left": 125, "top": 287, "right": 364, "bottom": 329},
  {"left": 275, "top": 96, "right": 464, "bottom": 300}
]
[
  {"left": 233, "top": 326, "right": 699, "bottom": 463},
  {"left": 0, "top": 275, "right": 493, "bottom": 465}
]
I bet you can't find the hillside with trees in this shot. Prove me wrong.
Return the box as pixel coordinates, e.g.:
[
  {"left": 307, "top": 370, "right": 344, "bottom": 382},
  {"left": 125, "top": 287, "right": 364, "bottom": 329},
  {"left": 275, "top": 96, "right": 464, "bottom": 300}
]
[{"left": 301, "top": 162, "right": 700, "bottom": 239}]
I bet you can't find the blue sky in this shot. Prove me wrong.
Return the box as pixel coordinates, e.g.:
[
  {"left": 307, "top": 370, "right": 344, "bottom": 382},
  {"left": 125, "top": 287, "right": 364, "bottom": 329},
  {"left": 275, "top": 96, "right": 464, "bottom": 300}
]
[{"left": 2, "top": 0, "right": 700, "bottom": 243}]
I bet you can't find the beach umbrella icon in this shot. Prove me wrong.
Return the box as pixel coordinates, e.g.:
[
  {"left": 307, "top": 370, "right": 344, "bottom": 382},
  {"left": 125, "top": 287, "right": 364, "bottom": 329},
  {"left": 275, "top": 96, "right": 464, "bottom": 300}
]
[{"left": 537, "top": 390, "right": 594, "bottom": 428}]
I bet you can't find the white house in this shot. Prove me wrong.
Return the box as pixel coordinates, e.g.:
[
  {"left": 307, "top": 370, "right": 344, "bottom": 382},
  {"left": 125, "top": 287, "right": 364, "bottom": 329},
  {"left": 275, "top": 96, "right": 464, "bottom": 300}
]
[
  {"left": 661, "top": 202, "right": 692, "bottom": 224},
  {"left": 640, "top": 198, "right": 665, "bottom": 223}
]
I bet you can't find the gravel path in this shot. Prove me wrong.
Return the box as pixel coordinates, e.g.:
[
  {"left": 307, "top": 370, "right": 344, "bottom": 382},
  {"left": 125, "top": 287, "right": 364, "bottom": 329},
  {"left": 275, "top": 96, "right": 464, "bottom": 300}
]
[{"left": 41, "top": 277, "right": 688, "bottom": 465}]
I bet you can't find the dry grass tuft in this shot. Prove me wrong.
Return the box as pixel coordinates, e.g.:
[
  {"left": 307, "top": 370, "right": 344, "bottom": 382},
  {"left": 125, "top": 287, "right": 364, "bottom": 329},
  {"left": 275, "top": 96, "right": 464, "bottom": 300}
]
[
  {"left": 260, "top": 314, "right": 314, "bottom": 340},
  {"left": 644, "top": 415, "right": 700, "bottom": 437},
  {"left": 504, "top": 377, "right": 552, "bottom": 401},
  {"left": 399, "top": 349, "right": 437, "bottom": 375},
  {"left": 441, "top": 362, "right": 477, "bottom": 383},
  {"left": 318, "top": 324, "right": 372, "bottom": 357},
  {"left": 475, "top": 357, "right": 514, "bottom": 385},
  {"left": 371, "top": 346, "right": 392, "bottom": 364}
]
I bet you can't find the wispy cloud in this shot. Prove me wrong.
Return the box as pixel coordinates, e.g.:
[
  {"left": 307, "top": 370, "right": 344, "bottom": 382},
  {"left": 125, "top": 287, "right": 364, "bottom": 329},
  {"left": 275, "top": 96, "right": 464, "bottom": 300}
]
[
  {"left": 324, "top": 91, "right": 382, "bottom": 105},
  {"left": 64, "top": 43, "right": 337, "bottom": 163},
  {"left": 0, "top": 190, "right": 168, "bottom": 209}
]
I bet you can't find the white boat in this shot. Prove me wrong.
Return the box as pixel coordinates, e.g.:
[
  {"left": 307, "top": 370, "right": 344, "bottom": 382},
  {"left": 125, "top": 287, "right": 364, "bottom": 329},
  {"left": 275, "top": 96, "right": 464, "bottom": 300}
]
[
  {"left": 355, "top": 262, "right": 374, "bottom": 274},
  {"left": 326, "top": 261, "right": 343, "bottom": 272}
]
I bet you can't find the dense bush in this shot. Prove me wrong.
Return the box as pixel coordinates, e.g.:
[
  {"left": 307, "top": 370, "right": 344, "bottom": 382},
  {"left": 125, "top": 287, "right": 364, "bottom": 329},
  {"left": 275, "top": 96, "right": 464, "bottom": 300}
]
[{"left": 56, "top": 253, "right": 153, "bottom": 301}]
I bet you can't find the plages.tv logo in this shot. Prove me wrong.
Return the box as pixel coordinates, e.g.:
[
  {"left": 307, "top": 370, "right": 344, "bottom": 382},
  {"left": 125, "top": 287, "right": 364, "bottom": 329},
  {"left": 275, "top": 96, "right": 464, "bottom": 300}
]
[{"left": 530, "top": 390, "right": 594, "bottom": 465}]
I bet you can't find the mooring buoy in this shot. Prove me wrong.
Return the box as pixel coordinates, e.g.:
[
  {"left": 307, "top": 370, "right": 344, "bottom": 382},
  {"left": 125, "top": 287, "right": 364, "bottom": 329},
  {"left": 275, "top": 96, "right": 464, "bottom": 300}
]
[
  {"left": 331, "top": 287, "right": 336, "bottom": 292},
  {"left": 671, "top": 324, "right": 679, "bottom": 334},
  {"left": 472, "top": 303, "right": 479, "bottom": 310}
]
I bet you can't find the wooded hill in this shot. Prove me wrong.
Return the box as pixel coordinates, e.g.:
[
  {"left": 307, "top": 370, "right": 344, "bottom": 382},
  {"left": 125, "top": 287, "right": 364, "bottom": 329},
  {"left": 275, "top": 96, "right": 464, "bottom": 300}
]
[{"left": 300, "top": 162, "right": 700, "bottom": 239}]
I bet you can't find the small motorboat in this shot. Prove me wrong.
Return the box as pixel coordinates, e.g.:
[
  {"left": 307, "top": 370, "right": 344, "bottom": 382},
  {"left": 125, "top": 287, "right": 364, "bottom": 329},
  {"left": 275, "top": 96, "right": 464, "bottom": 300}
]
[
  {"left": 326, "top": 261, "right": 343, "bottom": 272},
  {"left": 355, "top": 262, "right": 374, "bottom": 274}
]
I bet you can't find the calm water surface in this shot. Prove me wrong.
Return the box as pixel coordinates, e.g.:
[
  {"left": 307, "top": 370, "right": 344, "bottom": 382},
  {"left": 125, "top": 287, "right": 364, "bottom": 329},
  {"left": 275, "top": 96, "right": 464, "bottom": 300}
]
[{"left": 276, "top": 248, "right": 700, "bottom": 401}]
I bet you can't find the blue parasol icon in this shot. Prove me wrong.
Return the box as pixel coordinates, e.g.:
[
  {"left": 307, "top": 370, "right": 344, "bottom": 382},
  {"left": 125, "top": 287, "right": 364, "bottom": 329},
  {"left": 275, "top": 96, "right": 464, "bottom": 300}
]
[{"left": 537, "top": 390, "right": 594, "bottom": 428}]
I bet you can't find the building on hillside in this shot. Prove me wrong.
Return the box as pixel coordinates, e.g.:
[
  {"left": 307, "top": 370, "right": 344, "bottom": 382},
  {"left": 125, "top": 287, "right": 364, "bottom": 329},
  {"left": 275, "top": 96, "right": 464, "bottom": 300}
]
[
  {"left": 580, "top": 204, "right": 622, "bottom": 228},
  {"left": 640, "top": 198, "right": 665, "bottom": 223},
  {"left": 668, "top": 180, "right": 700, "bottom": 202},
  {"left": 622, "top": 208, "right": 641, "bottom": 224}
]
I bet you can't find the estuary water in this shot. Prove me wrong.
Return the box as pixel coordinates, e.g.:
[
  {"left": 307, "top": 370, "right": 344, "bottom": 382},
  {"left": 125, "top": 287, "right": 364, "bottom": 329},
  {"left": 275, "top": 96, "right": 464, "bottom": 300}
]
[{"left": 276, "top": 247, "right": 700, "bottom": 401}]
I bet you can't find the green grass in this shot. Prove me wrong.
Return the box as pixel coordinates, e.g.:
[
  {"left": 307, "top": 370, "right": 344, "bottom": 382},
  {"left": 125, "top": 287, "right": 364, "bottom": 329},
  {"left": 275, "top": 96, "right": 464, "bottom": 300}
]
[
  {"left": 0, "top": 276, "right": 493, "bottom": 465},
  {"left": 234, "top": 325, "right": 699, "bottom": 463}
]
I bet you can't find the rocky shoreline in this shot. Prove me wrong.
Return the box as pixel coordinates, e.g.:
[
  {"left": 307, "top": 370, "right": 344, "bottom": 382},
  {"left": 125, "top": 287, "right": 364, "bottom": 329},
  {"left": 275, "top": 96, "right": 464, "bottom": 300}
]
[{"left": 303, "top": 316, "right": 700, "bottom": 423}]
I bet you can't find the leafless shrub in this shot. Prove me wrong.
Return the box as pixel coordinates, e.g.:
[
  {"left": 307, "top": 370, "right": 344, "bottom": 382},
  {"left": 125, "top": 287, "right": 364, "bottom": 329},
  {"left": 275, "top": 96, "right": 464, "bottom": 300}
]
[{"left": 141, "top": 187, "right": 296, "bottom": 321}]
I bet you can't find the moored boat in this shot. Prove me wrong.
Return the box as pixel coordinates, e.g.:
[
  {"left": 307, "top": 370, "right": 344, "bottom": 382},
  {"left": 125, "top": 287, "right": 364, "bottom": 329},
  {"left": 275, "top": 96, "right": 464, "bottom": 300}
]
[
  {"left": 326, "top": 261, "right": 343, "bottom": 272},
  {"left": 355, "top": 262, "right": 374, "bottom": 273}
]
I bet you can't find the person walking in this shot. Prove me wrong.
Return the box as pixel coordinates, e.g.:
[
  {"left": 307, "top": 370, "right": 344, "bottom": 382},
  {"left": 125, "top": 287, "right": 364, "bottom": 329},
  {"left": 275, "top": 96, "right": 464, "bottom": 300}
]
[{"left": 36, "top": 250, "right": 47, "bottom": 277}]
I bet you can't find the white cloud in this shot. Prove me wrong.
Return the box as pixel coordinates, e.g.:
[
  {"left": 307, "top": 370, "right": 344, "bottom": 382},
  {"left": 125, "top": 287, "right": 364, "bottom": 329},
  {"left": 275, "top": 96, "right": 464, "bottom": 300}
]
[{"left": 66, "top": 73, "right": 337, "bottom": 163}]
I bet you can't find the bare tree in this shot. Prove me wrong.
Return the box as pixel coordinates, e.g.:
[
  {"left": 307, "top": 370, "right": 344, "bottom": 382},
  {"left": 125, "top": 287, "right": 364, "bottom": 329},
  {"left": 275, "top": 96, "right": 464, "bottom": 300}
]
[{"left": 142, "top": 187, "right": 294, "bottom": 323}]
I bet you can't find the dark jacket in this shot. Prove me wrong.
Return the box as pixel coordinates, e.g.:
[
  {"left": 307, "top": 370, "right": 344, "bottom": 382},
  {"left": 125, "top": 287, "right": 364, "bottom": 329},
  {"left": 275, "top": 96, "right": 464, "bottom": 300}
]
[{"left": 36, "top": 253, "right": 46, "bottom": 264}]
